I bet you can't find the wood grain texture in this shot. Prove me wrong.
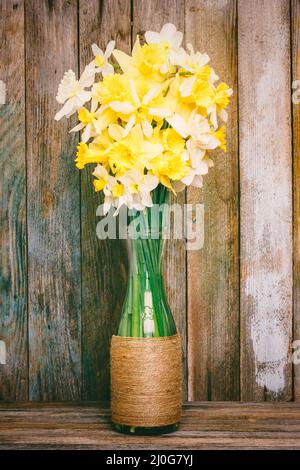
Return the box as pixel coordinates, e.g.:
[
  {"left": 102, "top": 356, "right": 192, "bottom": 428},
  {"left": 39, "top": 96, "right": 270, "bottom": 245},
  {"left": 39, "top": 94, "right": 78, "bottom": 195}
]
[
  {"left": 239, "top": 0, "right": 293, "bottom": 401},
  {"left": 133, "top": 0, "right": 188, "bottom": 399},
  {"left": 1, "top": 402, "right": 300, "bottom": 449},
  {"left": 26, "top": 0, "right": 81, "bottom": 400},
  {"left": 185, "top": 0, "right": 239, "bottom": 400},
  {"left": 0, "top": 0, "right": 27, "bottom": 400},
  {"left": 292, "top": 0, "right": 300, "bottom": 402},
  {"left": 79, "top": 0, "right": 130, "bottom": 400}
]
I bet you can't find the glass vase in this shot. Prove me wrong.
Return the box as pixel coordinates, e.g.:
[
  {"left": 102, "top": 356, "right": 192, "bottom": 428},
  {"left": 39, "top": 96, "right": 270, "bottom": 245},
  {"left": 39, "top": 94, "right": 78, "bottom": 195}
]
[{"left": 111, "top": 186, "right": 181, "bottom": 435}]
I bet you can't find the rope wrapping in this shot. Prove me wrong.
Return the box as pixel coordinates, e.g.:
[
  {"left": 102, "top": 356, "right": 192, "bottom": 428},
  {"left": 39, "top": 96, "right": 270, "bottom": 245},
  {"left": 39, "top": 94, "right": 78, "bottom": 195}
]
[{"left": 110, "top": 334, "right": 182, "bottom": 427}]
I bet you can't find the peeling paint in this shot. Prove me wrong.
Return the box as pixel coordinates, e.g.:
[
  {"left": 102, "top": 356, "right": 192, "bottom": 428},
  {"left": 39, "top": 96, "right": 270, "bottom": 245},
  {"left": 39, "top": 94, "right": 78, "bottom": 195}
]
[
  {"left": 0, "top": 341, "right": 6, "bottom": 365},
  {"left": 0, "top": 80, "right": 6, "bottom": 104}
]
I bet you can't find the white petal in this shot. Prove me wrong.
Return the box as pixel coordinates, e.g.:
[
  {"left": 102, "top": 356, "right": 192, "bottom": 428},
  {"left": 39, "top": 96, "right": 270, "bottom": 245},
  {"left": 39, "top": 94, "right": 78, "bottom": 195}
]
[
  {"left": 81, "top": 124, "right": 92, "bottom": 143},
  {"left": 102, "top": 63, "right": 114, "bottom": 76},
  {"left": 109, "top": 101, "right": 135, "bottom": 114},
  {"left": 130, "top": 80, "right": 140, "bottom": 107},
  {"left": 69, "top": 122, "right": 84, "bottom": 133},
  {"left": 104, "top": 40, "right": 115, "bottom": 58},
  {"left": 141, "top": 191, "right": 153, "bottom": 207},
  {"left": 55, "top": 97, "right": 77, "bottom": 120},
  {"left": 93, "top": 164, "right": 108, "bottom": 179},
  {"left": 160, "top": 23, "right": 183, "bottom": 48},
  {"left": 77, "top": 90, "right": 92, "bottom": 104},
  {"left": 143, "top": 174, "right": 158, "bottom": 191},
  {"left": 179, "top": 76, "right": 196, "bottom": 98},
  {"left": 56, "top": 70, "right": 77, "bottom": 104},
  {"left": 141, "top": 120, "right": 153, "bottom": 138},
  {"left": 166, "top": 114, "right": 189, "bottom": 138},
  {"left": 144, "top": 31, "right": 161, "bottom": 44},
  {"left": 92, "top": 43, "right": 103, "bottom": 57},
  {"left": 209, "top": 107, "right": 218, "bottom": 129},
  {"left": 219, "top": 108, "right": 228, "bottom": 122},
  {"left": 142, "top": 85, "right": 161, "bottom": 105},
  {"left": 123, "top": 115, "right": 136, "bottom": 137},
  {"left": 148, "top": 107, "right": 172, "bottom": 118},
  {"left": 79, "top": 63, "right": 95, "bottom": 88}
]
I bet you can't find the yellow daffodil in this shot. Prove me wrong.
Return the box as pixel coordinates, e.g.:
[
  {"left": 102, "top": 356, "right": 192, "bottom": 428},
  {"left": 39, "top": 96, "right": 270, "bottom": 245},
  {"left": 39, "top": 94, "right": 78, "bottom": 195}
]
[{"left": 75, "top": 142, "right": 108, "bottom": 169}]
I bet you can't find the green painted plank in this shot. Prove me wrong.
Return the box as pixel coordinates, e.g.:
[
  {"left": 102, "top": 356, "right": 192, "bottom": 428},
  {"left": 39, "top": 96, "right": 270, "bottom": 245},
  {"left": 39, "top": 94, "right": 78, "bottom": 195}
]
[{"left": 0, "top": 0, "right": 27, "bottom": 400}]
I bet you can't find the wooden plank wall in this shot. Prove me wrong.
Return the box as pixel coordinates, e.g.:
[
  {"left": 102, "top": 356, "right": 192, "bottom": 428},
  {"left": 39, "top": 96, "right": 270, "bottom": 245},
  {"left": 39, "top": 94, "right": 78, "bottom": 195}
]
[{"left": 0, "top": 0, "right": 298, "bottom": 402}]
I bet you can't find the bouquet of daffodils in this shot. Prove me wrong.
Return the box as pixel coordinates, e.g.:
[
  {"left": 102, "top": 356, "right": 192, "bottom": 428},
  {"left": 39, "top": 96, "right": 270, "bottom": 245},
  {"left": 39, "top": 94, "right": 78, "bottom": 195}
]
[{"left": 55, "top": 24, "right": 232, "bottom": 215}]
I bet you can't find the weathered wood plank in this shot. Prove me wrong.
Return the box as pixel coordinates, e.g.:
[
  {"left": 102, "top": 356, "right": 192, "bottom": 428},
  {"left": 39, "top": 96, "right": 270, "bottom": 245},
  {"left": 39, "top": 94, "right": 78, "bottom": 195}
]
[
  {"left": 0, "top": 0, "right": 27, "bottom": 400},
  {"left": 79, "top": 0, "right": 130, "bottom": 400},
  {"left": 239, "top": 0, "right": 292, "bottom": 400},
  {"left": 1, "top": 402, "right": 300, "bottom": 449},
  {"left": 292, "top": 0, "right": 300, "bottom": 402},
  {"left": 133, "top": 0, "right": 188, "bottom": 399},
  {"left": 26, "top": 0, "right": 81, "bottom": 400},
  {"left": 185, "top": 0, "right": 239, "bottom": 400}
]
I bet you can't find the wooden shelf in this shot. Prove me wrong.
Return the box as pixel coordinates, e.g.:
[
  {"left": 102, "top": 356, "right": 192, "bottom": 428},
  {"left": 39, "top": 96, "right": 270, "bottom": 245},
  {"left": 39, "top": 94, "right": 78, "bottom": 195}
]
[{"left": 0, "top": 402, "right": 300, "bottom": 450}]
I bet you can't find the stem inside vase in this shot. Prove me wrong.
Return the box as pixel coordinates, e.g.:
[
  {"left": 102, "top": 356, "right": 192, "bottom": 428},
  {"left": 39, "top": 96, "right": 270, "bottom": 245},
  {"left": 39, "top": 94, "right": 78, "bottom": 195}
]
[{"left": 116, "top": 185, "right": 177, "bottom": 338}]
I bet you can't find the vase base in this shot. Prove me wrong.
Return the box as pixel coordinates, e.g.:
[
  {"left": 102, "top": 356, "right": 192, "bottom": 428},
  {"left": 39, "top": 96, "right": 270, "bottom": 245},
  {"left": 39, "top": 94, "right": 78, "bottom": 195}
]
[{"left": 113, "top": 422, "right": 179, "bottom": 435}]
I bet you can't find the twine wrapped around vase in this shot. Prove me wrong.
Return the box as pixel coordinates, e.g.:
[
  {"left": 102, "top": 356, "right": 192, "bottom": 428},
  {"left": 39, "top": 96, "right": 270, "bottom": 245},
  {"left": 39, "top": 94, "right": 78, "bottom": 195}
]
[{"left": 110, "top": 334, "right": 182, "bottom": 428}]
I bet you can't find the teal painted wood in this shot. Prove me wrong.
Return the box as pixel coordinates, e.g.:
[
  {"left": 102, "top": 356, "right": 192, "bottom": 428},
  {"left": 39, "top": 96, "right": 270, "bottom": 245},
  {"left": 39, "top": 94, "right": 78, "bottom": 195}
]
[
  {"left": 0, "top": 0, "right": 27, "bottom": 400},
  {"left": 79, "top": 0, "right": 130, "bottom": 400},
  {"left": 26, "top": 0, "right": 81, "bottom": 400}
]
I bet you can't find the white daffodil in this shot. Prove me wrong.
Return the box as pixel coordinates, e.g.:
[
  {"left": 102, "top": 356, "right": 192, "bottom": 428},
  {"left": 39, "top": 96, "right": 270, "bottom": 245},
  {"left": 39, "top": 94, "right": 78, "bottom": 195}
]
[
  {"left": 55, "top": 63, "right": 95, "bottom": 120},
  {"left": 120, "top": 169, "right": 158, "bottom": 211},
  {"left": 145, "top": 23, "right": 183, "bottom": 72},
  {"left": 109, "top": 80, "right": 172, "bottom": 138},
  {"left": 167, "top": 112, "right": 220, "bottom": 161},
  {"left": 145, "top": 23, "right": 183, "bottom": 49},
  {"left": 70, "top": 102, "right": 115, "bottom": 143},
  {"left": 91, "top": 40, "right": 115, "bottom": 76}
]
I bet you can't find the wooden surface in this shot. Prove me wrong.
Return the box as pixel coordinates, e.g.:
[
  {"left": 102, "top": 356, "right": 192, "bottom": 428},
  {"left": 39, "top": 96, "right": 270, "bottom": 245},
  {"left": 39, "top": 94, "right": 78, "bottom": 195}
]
[
  {"left": 0, "top": 402, "right": 300, "bottom": 450},
  {"left": 0, "top": 0, "right": 298, "bottom": 403},
  {"left": 292, "top": 0, "right": 300, "bottom": 402},
  {"left": 239, "top": 0, "right": 293, "bottom": 401},
  {"left": 26, "top": 0, "right": 81, "bottom": 400},
  {"left": 0, "top": 0, "right": 27, "bottom": 400},
  {"left": 79, "top": 0, "right": 130, "bottom": 401},
  {"left": 186, "top": 0, "right": 239, "bottom": 401}
]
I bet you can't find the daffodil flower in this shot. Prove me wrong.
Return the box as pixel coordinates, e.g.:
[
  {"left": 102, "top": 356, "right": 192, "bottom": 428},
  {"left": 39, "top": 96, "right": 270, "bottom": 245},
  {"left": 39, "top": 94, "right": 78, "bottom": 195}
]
[
  {"left": 120, "top": 169, "right": 158, "bottom": 211},
  {"left": 145, "top": 23, "right": 183, "bottom": 72},
  {"left": 108, "top": 80, "right": 172, "bottom": 138},
  {"left": 70, "top": 102, "right": 115, "bottom": 142},
  {"left": 113, "top": 37, "right": 170, "bottom": 82},
  {"left": 55, "top": 63, "right": 95, "bottom": 120},
  {"left": 91, "top": 40, "right": 115, "bottom": 76},
  {"left": 207, "top": 83, "right": 233, "bottom": 129}
]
